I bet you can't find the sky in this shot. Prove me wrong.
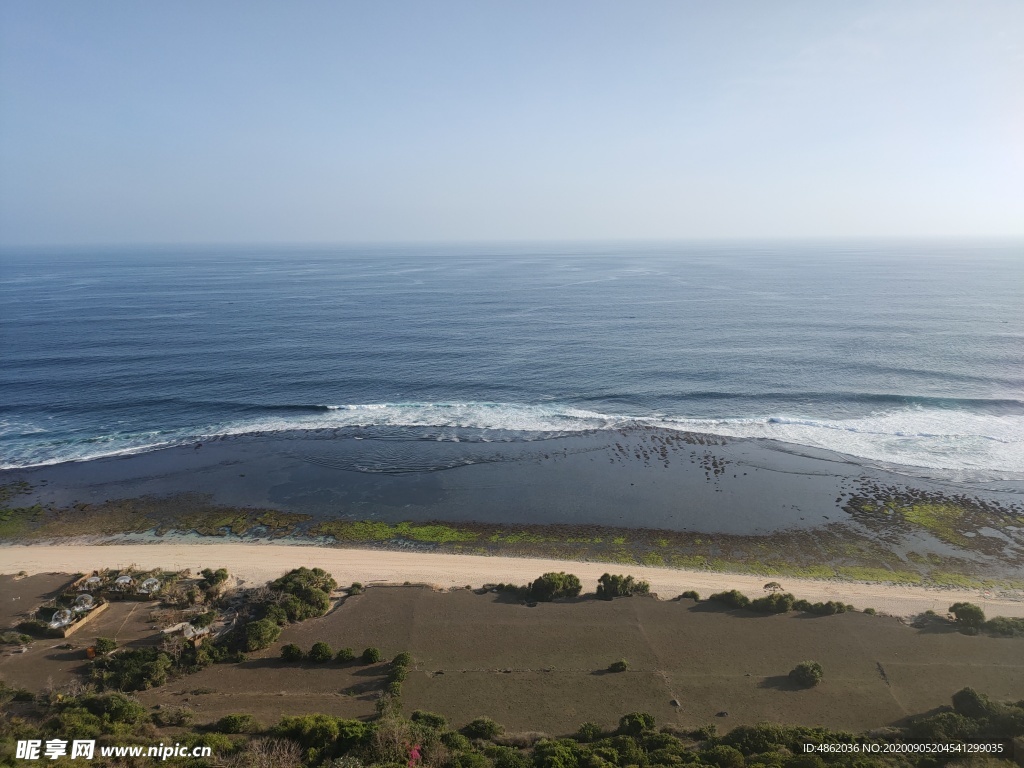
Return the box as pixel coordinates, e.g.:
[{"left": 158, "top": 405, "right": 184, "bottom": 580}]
[{"left": 1, "top": 1, "right": 1022, "bottom": 245}]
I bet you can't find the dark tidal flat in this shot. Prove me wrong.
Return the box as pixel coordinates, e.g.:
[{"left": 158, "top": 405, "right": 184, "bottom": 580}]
[{"left": 3, "top": 427, "right": 1023, "bottom": 581}]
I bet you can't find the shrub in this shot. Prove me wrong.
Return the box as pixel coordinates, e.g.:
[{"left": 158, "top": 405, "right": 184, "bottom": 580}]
[
  {"left": 336, "top": 647, "right": 356, "bottom": 662},
  {"left": 269, "top": 567, "right": 337, "bottom": 622},
  {"left": 349, "top": 582, "right": 364, "bottom": 595},
  {"left": 263, "top": 604, "right": 289, "bottom": 626},
  {"left": 243, "top": 618, "right": 281, "bottom": 651},
  {"left": 618, "top": 712, "right": 655, "bottom": 736},
  {"left": 984, "top": 616, "right": 1024, "bottom": 636},
  {"left": 863, "top": 607, "right": 876, "bottom": 615},
  {"left": 793, "top": 599, "right": 847, "bottom": 615},
  {"left": 388, "top": 666, "right": 408, "bottom": 683},
  {"left": 411, "top": 710, "right": 448, "bottom": 729},
  {"left": 217, "top": 713, "right": 260, "bottom": 734},
  {"left": 190, "top": 610, "right": 218, "bottom": 628},
  {"left": 200, "top": 568, "right": 229, "bottom": 589},
  {"left": 950, "top": 602, "right": 986, "bottom": 628},
  {"left": 309, "top": 641, "right": 334, "bottom": 663},
  {"left": 951, "top": 687, "right": 996, "bottom": 719},
  {"left": 608, "top": 659, "right": 628, "bottom": 673},
  {"left": 392, "top": 651, "right": 413, "bottom": 667},
  {"left": 281, "top": 643, "right": 304, "bottom": 662},
  {"left": 153, "top": 706, "right": 193, "bottom": 727},
  {"left": 92, "top": 647, "right": 173, "bottom": 691},
  {"left": 528, "top": 572, "right": 582, "bottom": 602},
  {"left": 679, "top": 590, "right": 700, "bottom": 601},
  {"left": 94, "top": 637, "right": 117, "bottom": 655},
  {"left": 702, "top": 744, "right": 746, "bottom": 768},
  {"left": 750, "top": 593, "right": 795, "bottom": 614},
  {"left": 464, "top": 716, "right": 505, "bottom": 740},
  {"left": 362, "top": 646, "right": 382, "bottom": 664},
  {"left": 576, "top": 722, "right": 602, "bottom": 742},
  {"left": 708, "top": 590, "right": 750, "bottom": 609},
  {"left": 596, "top": 573, "right": 651, "bottom": 600},
  {"left": 789, "top": 661, "right": 823, "bottom": 688},
  {"left": 385, "top": 681, "right": 403, "bottom": 697}
]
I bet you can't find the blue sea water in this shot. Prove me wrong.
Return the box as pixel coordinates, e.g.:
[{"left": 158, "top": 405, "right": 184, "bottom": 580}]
[{"left": 1, "top": 241, "right": 1022, "bottom": 479}]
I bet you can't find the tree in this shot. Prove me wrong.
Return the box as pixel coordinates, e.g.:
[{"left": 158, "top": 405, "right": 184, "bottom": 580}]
[
  {"left": 529, "top": 572, "right": 582, "bottom": 602},
  {"left": 280, "top": 643, "right": 304, "bottom": 662},
  {"left": 618, "top": 712, "right": 655, "bottom": 736},
  {"left": 335, "top": 647, "right": 356, "bottom": 662},
  {"left": 463, "top": 717, "right": 505, "bottom": 740},
  {"left": 708, "top": 590, "right": 750, "bottom": 609},
  {"left": 608, "top": 659, "right": 629, "bottom": 673},
  {"left": 308, "top": 641, "right": 333, "bottom": 663},
  {"left": 789, "top": 661, "right": 823, "bottom": 688},
  {"left": 243, "top": 619, "right": 281, "bottom": 651},
  {"left": 576, "top": 722, "right": 602, "bottom": 742},
  {"left": 596, "top": 574, "right": 651, "bottom": 600},
  {"left": 949, "top": 602, "right": 986, "bottom": 628},
  {"left": 362, "top": 647, "right": 382, "bottom": 664},
  {"left": 94, "top": 637, "right": 117, "bottom": 656}
]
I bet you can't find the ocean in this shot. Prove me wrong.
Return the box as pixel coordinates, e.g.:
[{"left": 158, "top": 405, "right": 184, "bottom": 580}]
[{"left": 1, "top": 241, "right": 1022, "bottom": 481}]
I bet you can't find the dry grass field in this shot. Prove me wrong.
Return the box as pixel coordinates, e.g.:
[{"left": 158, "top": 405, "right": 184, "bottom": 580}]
[
  {"left": 3, "top": 578, "right": 1022, "bottom": 737},
  {"left": 267, "top": 586, "right": 1023, "bottom": 735}
]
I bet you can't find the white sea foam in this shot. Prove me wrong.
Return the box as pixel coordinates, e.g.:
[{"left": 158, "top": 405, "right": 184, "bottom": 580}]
[{"left": 3, "top": 402, "right": 1023, "bottom": 477}]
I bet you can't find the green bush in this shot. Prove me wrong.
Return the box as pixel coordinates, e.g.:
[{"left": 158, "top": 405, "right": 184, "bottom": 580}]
[
  {"left": 789, "top": 661, "right": 824, "bottom": 688},
  {"left": 793, "top": 599, "right": 847, "bottom": 615},
  {"left": 190, "top": 610, "right": 218, "bottom": 628},
  {"left": 94, "top": 637, "right": 117, "bottom": 655},
  {"left": 596, "top": 573, "right": 651, "bottom": 600},
  {"left": 349, "top": 582, "right": 364, "bottom": 595},
  {"left": 411, "top": 710, "right": 448, "bottom": 729},
  {"left": 529, "top": 572, "right": 582, "bottom": 602},
  {"left": 463, "top": 716, "right": 505, "bottom": 740},
  {"left": 281, "top": 643, "right": 304, "bottom": 662},
  {"left": 863, "top": 607, "right": 876, "bottom": 615},
  {"left": 388, "top": 666, "right": 408, "bottom": 683},
  {"left": 984, "top": 616, "right": 1024, "bottom": 636},
  {"left": 679, "top": 590, "right": 700, "bottom": 601},
  {"left": 309, "top": 641, "right": 334, "bottom": 663},
  {"left": 216, "top": 713, "right": 259, "bottom": 734},
  {"left": 199, "top": 568, "right": 229, "bottom": 589},
  {"left": 608, "top": 659, "right": 628, "bottom": 673},
  {"left": 392, "top": 651, "right": 413, "bottom": 667},
  {"left": 362, "top": 646, "right": 382, "bottom": 664},
  {"left": 576, "top": 722, "right": 602, "bottom": 742},
  {"left": 950, "top": 602, "right": 986, "bottom": 628},
  {"left": 269, "top": 567, "right": 336, "bottom": 622},
  {"left": 618, "top": 712, "right": 655, "bottom": 736},
  {"left": 750, "top": 593, "right": 795, "bottom": 614},
  {"left": 262, "top": 603, "right": 289, "bottom": 626},
  {"left": 709, "top": 590, "right": 750, "bottom": 609},
  {"left": 92, "top": 647, "right": 173, "bottom": 691},
  {"left": 336, "top": 647, "right": 356, "bottom": 662},
  {"left": 702, "top": 744, "right": 746, "bottom": 768},
  {"left": 243, "top": 618, "right": 281, "bottom": 651}
]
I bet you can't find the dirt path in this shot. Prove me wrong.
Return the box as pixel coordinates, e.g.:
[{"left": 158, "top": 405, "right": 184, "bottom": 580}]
[{"left": 2, "top": 542, "right": 1022, "bottom": 619}]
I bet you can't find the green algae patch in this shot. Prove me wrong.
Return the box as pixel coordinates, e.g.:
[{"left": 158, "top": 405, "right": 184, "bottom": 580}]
[
  {"left": 901, "top": 502, "right": 970, "bottom": 546},
  {"left": 313, "top": 520, "right": 479, "bottom": 544},
  {"left": 162, "top": 508, "right": 310, "bottom": 537},
  {"left": 0, "top": 504, "right": 44, "bottom": 539}
]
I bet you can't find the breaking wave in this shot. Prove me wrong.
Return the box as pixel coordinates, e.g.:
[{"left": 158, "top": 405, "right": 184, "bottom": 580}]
[{"left": 3, "top": 400, "right": 1023, "bottom": 478}]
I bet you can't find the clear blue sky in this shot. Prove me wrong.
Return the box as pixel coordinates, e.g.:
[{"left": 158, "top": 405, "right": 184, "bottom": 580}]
[{"left": 1, "top": 1, "right": 1022, "bottom": 244}]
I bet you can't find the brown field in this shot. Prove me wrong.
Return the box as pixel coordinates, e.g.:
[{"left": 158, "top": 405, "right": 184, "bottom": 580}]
[{"left": 4, "top": 577, "right": 1022, "bottom": 737}]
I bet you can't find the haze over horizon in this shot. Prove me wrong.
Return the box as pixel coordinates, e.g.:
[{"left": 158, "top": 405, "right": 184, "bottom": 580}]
[{"left": 2, "top": 0, "right": 1022, "bottom": 246}]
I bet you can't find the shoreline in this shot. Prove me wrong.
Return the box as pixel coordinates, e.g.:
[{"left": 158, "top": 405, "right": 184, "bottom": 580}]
[{"left": 2, "top": 540, "right": 1022, "bottom": 619}]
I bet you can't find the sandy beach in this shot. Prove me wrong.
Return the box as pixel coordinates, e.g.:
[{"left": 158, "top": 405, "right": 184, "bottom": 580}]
[{"left": 2, "top": 541, "right": 1021, "bottom": 619}]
